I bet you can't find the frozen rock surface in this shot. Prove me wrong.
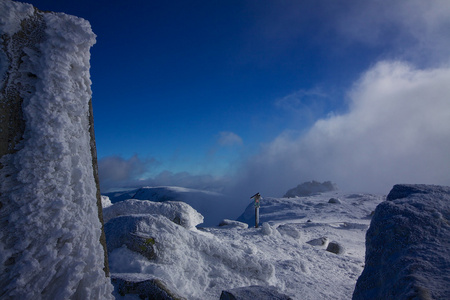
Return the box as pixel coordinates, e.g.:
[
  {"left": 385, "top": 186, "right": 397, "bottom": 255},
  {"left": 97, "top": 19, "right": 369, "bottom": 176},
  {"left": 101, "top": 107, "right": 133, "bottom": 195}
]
[
  {"left": 0, "top": 1, "right": 113, "bottom": 298},
  {"left": 220, "top": 285, "right": 292, "bottom": 300},
  {"left": 353, "top": 184, "right": 450, "bottom": 300}
]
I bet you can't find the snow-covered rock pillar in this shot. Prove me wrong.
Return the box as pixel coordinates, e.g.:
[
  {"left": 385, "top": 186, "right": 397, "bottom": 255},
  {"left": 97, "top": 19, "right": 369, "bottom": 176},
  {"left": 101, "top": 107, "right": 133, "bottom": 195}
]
[{"left": 0, "top": 0, "right": 113, "bottom": 298}]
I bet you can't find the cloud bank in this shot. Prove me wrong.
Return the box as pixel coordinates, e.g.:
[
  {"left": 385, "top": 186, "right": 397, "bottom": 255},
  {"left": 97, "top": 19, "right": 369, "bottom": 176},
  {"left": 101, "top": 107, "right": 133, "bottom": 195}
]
[{"left": 232, "top": 61, "right": 450, "bottom": 196}]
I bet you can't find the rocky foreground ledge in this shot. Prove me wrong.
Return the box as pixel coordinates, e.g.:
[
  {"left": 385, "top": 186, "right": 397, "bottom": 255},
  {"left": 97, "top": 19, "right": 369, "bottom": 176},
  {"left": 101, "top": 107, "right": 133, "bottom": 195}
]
[{"left": 353, "top": 184, "right": 450, "bottom": 300}]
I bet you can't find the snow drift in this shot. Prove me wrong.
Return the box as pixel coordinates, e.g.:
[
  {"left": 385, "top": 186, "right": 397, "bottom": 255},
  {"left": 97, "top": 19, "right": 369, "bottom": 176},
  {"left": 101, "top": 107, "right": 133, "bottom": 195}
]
[
  {"left": 0, "top": 1, "right": 113, "bottom": 298},
  {"left": 353, "top": 184, "right": 450, "bottom": 299}
]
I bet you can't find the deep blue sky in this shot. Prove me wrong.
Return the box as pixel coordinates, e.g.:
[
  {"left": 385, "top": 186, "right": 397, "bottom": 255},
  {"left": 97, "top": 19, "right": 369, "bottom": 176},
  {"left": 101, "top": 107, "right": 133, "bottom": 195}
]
[{"left": 22, "top": 0, "right": 450, "bottom": 194}]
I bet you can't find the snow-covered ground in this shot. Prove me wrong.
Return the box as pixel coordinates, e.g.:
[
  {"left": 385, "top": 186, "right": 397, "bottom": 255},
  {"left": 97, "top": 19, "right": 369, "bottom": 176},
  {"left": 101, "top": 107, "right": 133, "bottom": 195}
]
[{"left": 103, "top": 187, "right": 384, "bottom": 299}]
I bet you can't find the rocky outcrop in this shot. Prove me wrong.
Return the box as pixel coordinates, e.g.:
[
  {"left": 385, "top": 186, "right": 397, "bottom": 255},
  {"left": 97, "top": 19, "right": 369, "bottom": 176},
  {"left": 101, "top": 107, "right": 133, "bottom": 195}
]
[
  {"left": 283, "top": 180, "right": 337, "bottom": 198},
  {"left": 353, "top": 184, "right": 450, "bottom": 300},
  {"left": 220, "top": 285, "right": 292, "bottom": 300}
]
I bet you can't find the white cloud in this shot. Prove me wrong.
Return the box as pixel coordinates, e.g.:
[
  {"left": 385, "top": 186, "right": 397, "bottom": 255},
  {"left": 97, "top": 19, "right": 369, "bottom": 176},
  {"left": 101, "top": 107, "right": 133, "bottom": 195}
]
[
  {"left": 231, "top": 61, "right": 450, "bottom": 195},
  {"left": 217, "top": 131, "right": 243, "bottom": 147},
  {"left": 334, "top": 0, "right": 450, "bottom": 66}
]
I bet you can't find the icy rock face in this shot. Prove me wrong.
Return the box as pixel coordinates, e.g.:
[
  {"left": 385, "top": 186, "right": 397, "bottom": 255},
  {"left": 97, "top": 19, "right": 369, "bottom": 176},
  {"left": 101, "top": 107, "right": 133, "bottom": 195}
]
[
  {"left": 283, "top": 180, "right": 337, "bottom": 198},
  {"left": 220, "top": 285, "right": 292, "bottom": 300},
  {"left": 0, "top": 1, "right": 113, "bottom": 298},
  {"left": 103, "top": 199, "right": 204, "bottom": 228},
  {"left": 353, "top": 184, "right": 450, "bottom": 300}
]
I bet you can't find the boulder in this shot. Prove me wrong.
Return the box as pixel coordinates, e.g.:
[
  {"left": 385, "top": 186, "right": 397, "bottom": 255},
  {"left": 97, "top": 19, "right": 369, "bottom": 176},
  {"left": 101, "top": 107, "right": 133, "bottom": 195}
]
[
  {"left": 326, "top": 241, "right": 345, "bottom": 254},
  {"left": 220, "top": 285, "right": 292, "bottom": 300},
  {"left": 307, "top": 237, "right": 329, "bottom": 247},
  {"left": 112, "top": 274, "right": 186, "bottom": 300},
  {"left": 328, "top": 197, "right": 341, "bottom": 204},
  {"left": 353, "top": 184, "right": 450, "bottom": 300}
]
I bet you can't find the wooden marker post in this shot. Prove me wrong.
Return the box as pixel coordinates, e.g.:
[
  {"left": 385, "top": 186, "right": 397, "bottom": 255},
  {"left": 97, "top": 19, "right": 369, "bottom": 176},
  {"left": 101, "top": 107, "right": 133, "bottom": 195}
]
[{"left": 250, "top": 192, "right": 261, "bottom": 228}]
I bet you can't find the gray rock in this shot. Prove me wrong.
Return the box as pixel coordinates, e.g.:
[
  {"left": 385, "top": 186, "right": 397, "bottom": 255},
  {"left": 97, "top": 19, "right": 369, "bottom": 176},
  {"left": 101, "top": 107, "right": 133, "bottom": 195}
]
[
  {"left": 353, "top": 184, "right": 450, "bottom": 300},
  {"left": 326, "top": 241, "right": 345, "bottom": 254},
  {"left": 307, "top": 237, "right": 329, "bottom": 247},
  {"left": 220, "top": 285, "right": 292, "bottom": 300},
  {"left": 112, "top": 275, "right": 186, "bottom": 300},
  {"left": 328, "top": 197, "right": 341, "bottom": 204}
]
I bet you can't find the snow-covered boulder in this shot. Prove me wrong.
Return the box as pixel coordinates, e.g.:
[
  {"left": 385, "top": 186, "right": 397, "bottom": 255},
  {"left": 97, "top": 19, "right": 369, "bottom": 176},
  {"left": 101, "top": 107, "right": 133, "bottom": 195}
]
[
  {"left": 0, "top": 1, "right": 113, "bottom": 298},
  {"left": 103, "top": 199, "right": 204, "bottom": 228},
  {"left": 104, "top": 215, "right": 163, "bottom": 260},
  {"left": 220, "top": 285, "right": 292, "bottom": 300},
  {"left": 353, "top": 184, "right": 450, "bottom": 300},
  {"left": 283, "top": 180, "right": 337, "bottom": 198}
]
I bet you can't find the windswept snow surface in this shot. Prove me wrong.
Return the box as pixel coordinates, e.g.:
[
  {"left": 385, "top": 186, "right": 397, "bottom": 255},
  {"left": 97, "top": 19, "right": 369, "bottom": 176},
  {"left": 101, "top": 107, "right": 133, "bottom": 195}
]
[
  {"left": 0, "top": 1, "right": 113, "bottom": 298},
  {"left": 107, "top": 190, "right": 383, "bottom": 299}
]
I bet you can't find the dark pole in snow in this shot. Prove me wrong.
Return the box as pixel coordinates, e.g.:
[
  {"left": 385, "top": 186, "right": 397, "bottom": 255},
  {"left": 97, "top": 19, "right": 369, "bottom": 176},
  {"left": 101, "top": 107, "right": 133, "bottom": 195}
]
[{"left": 250, "top": 193, "right": 261, "bottom": 228}]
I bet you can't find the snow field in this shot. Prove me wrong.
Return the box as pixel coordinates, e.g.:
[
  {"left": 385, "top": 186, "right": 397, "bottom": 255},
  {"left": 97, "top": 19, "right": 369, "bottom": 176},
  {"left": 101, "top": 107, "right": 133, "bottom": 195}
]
[{"left": 107, "top": 190, "right": 383, "bottom": 299}]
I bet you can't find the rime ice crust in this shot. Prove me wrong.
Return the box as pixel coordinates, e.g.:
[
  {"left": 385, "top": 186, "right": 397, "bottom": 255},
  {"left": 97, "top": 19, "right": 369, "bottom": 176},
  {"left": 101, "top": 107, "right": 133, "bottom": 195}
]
[
  {"left": 353, "top": 184, "right": 450, "bottom": 299},
  {"left": 0, "top": 1, "right": 113, "bottom": 298}
]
